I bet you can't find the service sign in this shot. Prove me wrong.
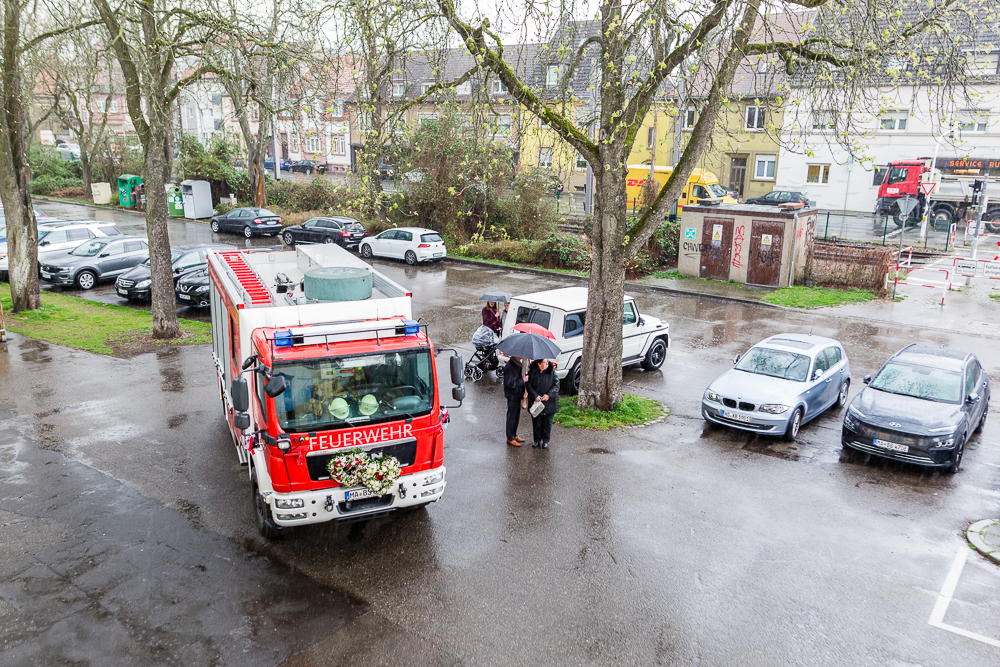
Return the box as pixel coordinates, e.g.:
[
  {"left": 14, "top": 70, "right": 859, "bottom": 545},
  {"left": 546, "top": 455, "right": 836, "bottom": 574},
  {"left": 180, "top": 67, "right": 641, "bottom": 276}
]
[
  {"left": 954, "top": 259, "right": 978, "bottom": 277},
  {"left": 983, "top": 262, "right": 1000, "bottom": 279},
  {"left": 685, "top": 228, "right": 697, "bottom": 240},
  {"left": 761, "top": 234, "right": 772, "bottom": 247},
  {"left": 712, "top": 224, "right": 723, "bottom": 248}
]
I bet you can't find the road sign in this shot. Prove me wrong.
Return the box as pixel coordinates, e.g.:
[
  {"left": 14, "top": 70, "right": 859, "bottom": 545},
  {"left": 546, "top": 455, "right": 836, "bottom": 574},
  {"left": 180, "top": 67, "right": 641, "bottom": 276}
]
[
  {"left": 983, "top": 262, "right": 1000, "bottom": 279},
  {"left": 920, "top": 182, "right": 937, "bottom": 196},
  {"left": 685, "top": 228, "right": 697, "bottom": 240},
  {"left": 955, "top": 259, "right": 978, "bottom": 276}
]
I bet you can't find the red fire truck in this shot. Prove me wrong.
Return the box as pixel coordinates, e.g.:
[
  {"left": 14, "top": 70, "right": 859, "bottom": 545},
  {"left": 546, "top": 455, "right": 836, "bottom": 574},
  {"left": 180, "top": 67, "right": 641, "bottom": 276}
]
[
  {"left": 208, "top": 244, "right": 465, "bottom": 538},
  {"left": 875, "top": 157, "right": 1000, "bottom": 229}
]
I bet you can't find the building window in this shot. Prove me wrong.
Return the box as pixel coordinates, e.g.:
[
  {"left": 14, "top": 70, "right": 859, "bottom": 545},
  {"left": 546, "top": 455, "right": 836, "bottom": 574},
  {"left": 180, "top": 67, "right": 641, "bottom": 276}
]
[
  {"left": 306, "top": 134, "right": 321, "bottom": 153},
  {"left": 456, "top": 81, "right": 471, "bottom": 96},
  {"left": 291, "top": 132, "right": 299, "bottom": 152},
  {"left": 811, "top": 111, "right": 836, "bottom": 130},
  {"left": 754, "top": 154, "right": 776, "bottom": 180},
  {"left": 418, "top": 113, "right": 438, "bottom": 125},
  {"left": 575, "top": 153, "right": 588, "bottom": 170},
  {"left": 806, "top": 164, "right": 831, "bottom": 184},
  {"left": 109, "top": 99, "right": 118, "bottom": 113},
  {"left": 682, "top": 106, "right": 695, "bottom": 130},
  {"left": 745, "top": 105, "right": 765, "bottom": 130},
  {"left": 546, "top": 65, "right": 565, "bottom": 87},
  {"left": 879, "top": 113, "right": 908, "bottom": 131},
  {"left": 491, "top": 80, "right": 507, "bottom": 95},
  {"left": 421, "top": 82, "right": 434, "bottom": 95},
  {"left": 494, "top": 114, "right": 511, "bottom": 136},
  {"left": 392, "top": 82, "right": 407, "bottom": 97},
  {"left": 538, "top": 147, "right": 553, "bottom": 169},
  {"left": 872, "top": 166, "right": 889, "bottom": 186},
  {"left": 646, "top": 126, "right": 655, "bottom": 148},
  {"left": 96, "top": 99, "right": 106, "bottom": 113},
  {"left": 967, "top": 51, "right": 999, "bottom": 77},
  {"left": 958, "top": 114, "right": 989, "bottom": 132},
  {"left": 187, "top": 106, "right": 195, "bottom": 119}
]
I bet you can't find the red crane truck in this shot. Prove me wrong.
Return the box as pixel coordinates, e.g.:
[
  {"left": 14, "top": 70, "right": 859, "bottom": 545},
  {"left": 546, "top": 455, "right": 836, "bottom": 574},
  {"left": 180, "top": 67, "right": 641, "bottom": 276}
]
[
  {"left": 875, "top": 157, "right": 1000, "bottom": 229},
  {"left": 208, "top": 244, "right": 465, "bottom": 538}
]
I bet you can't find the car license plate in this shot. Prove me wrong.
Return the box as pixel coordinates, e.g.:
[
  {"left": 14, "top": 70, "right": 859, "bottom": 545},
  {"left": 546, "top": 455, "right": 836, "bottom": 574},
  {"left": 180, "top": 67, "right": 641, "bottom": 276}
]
[
  {"left": 178, "top": 293, "right": 191, "bottom": 300},
  {"left": 117, "top": 288, "right": 128, "bottom": 296},
  {"left": 433, "top": 252, "right": 444, "bottom": 257},
  {"left": 721, "top": 410, "right": 752, "bottom": 423},
  {"left": 345, "top": 488, "right": 378, "bottom": 501},
  {"left": 41, "top": 272, "right": 50, "bottom": 278},
  {"left": 874, "top": 439, "right": 908, "bottom": 453}
]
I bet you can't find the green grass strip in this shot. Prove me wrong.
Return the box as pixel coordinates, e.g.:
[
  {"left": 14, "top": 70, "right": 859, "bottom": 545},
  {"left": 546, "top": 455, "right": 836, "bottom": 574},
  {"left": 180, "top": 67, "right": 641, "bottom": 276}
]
[
  {"left": 1, "top": 283, "right": 211, "bottom": 356},
  {"left": 553, "top": 394, "right": 666, "bottom": 430},
  {"left": 761, "top": 286, "right": 877, "bottom": 309}
]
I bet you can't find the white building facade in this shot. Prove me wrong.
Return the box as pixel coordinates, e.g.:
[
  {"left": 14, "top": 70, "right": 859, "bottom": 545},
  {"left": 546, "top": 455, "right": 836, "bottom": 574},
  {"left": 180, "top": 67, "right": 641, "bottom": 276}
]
[{"left": 776, "top": 81, "right": 1000, "bottom": 213}]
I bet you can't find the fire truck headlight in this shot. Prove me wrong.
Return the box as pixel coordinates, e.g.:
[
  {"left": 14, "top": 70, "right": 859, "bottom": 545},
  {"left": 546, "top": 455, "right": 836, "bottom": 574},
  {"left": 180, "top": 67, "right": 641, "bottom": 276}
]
[
  {"left": 274, "top": 498, "right": 304, "bottom": 510},
  {"left": 136, "top": 279, "right": 151, "bottom": 289},
  {"left": 423, "top": 471, "right": 444, "bottom": 486}
]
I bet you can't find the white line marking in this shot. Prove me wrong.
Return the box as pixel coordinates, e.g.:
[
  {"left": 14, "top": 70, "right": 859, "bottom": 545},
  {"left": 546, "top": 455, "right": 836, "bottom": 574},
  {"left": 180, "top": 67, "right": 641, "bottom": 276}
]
[{"left": 928, "top": 547, "right": 1000, "bottom": 648}]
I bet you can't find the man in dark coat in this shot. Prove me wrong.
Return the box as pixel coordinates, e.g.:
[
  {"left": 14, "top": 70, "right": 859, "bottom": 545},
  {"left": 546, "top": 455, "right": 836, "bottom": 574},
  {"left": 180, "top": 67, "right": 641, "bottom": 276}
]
[
  {"left": 503, "top": 356, "right": 526, "bottom": 446},
  {"left": 527, "top": 359, "right": 560, "bottom": 448}
]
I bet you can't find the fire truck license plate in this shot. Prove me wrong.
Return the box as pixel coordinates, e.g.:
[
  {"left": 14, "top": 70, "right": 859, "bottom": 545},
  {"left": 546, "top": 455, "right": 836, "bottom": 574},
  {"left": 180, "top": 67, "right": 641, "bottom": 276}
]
[{"left": 346, "top": 488, "right": 378, "bottom": 501}]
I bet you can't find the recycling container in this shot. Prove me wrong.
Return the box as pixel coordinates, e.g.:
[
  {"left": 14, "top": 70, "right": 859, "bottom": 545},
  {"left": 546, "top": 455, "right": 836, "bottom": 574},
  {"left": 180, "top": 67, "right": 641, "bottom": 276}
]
[
  {"left": 180, "top": 179, "right": 213, "bottom": 219},
  {"left": 117, "top": 175, "right": 142, "bottom": 208},
  {"left": 91, "top": 182, "right": 112, "bottom": 205},
  {"left": 166, "top": 185, "right": 185, "bottom": 217}
]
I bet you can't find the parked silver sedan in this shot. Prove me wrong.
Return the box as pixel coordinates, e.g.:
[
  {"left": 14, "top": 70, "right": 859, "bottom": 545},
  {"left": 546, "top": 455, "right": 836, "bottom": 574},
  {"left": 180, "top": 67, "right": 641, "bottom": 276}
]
[{"left": 702, "top": 334, "right": 851, "bottom": 440}]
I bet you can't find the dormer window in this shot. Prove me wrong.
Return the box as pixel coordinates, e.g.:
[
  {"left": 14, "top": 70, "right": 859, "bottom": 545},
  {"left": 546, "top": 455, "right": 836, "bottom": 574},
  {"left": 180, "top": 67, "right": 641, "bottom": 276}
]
[
  {"left": 546, "top": 65, "right": 565, "bottom": 87},
  {"left": 491, "top": 80, "right": 507, "bottom": 95},
  {"left": 392, "top": 82, "right": 407, "bottom": 97}
]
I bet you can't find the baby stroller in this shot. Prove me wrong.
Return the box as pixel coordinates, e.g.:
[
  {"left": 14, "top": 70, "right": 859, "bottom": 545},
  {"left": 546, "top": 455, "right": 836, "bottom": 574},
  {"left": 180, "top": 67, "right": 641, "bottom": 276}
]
[{"left": 465, "top": 325, "right": 504, "bottom": 382}]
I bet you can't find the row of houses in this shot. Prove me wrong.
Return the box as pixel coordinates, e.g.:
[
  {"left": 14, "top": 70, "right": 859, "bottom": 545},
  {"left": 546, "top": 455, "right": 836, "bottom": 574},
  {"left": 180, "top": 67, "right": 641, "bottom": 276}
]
[{"left": 33, "top": 18, "right": 1000, "bottom": 214}]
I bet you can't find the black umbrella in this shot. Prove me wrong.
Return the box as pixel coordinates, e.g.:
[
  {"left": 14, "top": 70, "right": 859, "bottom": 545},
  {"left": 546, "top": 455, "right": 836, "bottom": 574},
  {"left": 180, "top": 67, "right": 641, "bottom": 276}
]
[
  {"left": 496, "top": 332, "right": 562, "bottom": 360},
  {"left": 479, "top": 291, "right": 514, "bottom": 303}
]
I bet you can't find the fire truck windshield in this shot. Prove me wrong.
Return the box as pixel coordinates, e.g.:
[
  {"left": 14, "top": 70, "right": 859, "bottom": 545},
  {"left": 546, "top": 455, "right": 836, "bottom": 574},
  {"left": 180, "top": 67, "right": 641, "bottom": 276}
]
[
  {"left": 270, "top": 349, "right": 434, "bottom": 432},
  {"left": 887, "top": 167, "right": 911, "bottom": 184}
]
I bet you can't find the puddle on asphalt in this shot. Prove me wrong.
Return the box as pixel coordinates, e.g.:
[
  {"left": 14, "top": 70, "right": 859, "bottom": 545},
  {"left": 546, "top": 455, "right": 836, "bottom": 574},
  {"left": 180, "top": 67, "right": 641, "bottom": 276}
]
[
  {"left": 19, "top": 339, "right": 51, "bottom": 364},
  {"left": 588, "top": 448, "right": 614, "bottom": 455}
]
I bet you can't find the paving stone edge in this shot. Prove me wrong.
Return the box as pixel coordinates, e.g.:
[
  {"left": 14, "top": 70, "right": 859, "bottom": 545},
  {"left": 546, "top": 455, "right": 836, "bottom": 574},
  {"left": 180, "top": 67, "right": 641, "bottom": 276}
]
[{"left": 966, "top": 519, "right": 1000, "bottom": 565}]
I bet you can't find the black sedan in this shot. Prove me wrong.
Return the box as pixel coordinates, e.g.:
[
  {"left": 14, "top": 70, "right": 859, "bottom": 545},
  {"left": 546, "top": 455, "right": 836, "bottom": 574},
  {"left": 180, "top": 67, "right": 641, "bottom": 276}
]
[
  {"left": 116, "top": 243, "right": 235, "bottom": 301},
  {"left": 210, "top": 207, "right": 283, "bottom": 238},
  {"left": 745, "top": 190, "right": 813, "bottom": 207},
  {"left": 175, "top": 267, "right": 212, "bottom": 308},
  {"left": 842, "top": 344, "right": 990, "bottom": 473},
  {"left": 289, "top": 160, "right": 327, "bottom": 175},
  {"left": 281, "top": 217, "right": 367, "bottom": 248}
]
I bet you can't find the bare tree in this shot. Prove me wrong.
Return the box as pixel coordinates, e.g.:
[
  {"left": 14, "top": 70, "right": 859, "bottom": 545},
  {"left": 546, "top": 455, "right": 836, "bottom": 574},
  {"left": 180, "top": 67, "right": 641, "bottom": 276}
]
[
  {"left": 438, "top": 0, "right": 975, "bottom": 411},
  {"left": 93, "top": 0, "right": 220, "bottom": 339}
]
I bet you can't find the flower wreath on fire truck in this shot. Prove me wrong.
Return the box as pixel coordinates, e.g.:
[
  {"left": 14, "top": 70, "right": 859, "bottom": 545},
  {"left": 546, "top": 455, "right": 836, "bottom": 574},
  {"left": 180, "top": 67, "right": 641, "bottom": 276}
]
[{"left": 327, "top": 448, "right": 402, "bottom": 496}]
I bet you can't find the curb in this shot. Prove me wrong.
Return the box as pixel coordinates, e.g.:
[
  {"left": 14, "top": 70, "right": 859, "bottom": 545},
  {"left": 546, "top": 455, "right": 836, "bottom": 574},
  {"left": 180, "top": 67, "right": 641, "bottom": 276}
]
[
  {"left": 967, "top": 519, "right": 1000, "bottom": 565},
  {"left": 34, "top": 196, "right": 147, "bottom": 217},
  {"left": 444, "top": 257, "right": 783, "bottom": 308}
]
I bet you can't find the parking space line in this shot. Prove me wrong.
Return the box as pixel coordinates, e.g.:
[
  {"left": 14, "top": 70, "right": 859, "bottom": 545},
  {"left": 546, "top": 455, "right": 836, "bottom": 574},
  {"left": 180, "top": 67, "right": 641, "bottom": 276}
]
[{"left": 928, "top": 547, "right": 1000, "bottom": 648}]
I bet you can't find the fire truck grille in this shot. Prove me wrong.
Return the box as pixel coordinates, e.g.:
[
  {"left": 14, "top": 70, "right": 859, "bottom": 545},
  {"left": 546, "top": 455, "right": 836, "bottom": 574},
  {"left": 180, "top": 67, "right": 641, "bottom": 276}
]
[{"left": 306, "top": 438, "right": 418, "bottom": 481}]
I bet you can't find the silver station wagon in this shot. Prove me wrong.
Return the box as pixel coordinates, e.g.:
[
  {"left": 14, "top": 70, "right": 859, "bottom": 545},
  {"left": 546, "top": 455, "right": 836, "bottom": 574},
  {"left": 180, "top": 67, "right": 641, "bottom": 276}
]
[{"left": 702, "top": 333, "right": 851, "bottom": 440}]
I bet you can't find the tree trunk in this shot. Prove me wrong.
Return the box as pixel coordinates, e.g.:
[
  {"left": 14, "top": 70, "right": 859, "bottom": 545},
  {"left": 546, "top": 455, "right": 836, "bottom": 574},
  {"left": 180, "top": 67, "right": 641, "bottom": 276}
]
[
  {"left": 80, "top": 145, "right": 93, "bottom": 195},
  {"left": 577, "top": 165, "right": 626, "bottom": 411},
  {"left": 0, "top": 0, "right": 40, "bottom": 311},
  {"left": 143, "top": 120, "right": 181, "bottom": 339},
  {"left": 249, "top": 152, "right": 266, "bottom": 207}
]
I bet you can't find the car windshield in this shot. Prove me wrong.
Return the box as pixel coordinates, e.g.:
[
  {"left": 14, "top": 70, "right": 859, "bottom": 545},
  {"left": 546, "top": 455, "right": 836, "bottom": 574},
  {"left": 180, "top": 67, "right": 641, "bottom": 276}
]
[
  {"left": 255, "top": 209, "right": 277, "bottom": 217},
  {"left": 736, "top": 347, "right": 811, "bottom": 382},
  {"left": 707, "top": 183, "right": 729, "bottom": 197},
  {"left": 887, "top": 167, "right": 910, "bottom": 184},
  {"left": 421, "top": 233, "right": 443, "bottom": 242},
  {"left": 869, "top": 362, "right": 962, "bottom": 403},
  {"left": 143, "top": 249, "right": 183, "bottom": 266},
  {"left": 70, "top": 240, "right": 109, "bottom": 256},
  {"left": 272, "top": 349, "right": 434, "bottom": 432}
]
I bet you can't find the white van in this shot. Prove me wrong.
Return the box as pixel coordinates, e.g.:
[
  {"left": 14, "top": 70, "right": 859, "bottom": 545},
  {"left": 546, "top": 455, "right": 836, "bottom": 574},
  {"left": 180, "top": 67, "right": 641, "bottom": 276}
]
[{"left": 500, "top": 287, "right": 670, "bottom": 393}]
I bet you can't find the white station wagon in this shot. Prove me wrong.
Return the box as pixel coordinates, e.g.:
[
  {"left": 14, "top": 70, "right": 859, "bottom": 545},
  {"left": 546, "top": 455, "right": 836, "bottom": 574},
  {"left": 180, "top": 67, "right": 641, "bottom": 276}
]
[{"left": 499, "top": 287, "right": 670, "bottom": 393}]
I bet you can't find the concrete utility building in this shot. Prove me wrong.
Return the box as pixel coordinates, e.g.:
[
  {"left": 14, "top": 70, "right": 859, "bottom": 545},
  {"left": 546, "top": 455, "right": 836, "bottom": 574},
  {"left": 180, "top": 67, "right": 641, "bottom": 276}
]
[{"left": 677, "top": 203, "right": 818, "bottom": 288}]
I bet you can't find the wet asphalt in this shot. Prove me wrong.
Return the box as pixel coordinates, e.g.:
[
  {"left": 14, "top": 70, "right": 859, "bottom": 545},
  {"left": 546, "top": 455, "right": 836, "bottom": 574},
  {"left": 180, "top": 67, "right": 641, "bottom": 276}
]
[{"left": 2, "top": 202, "right": 999, "bottom": 665}]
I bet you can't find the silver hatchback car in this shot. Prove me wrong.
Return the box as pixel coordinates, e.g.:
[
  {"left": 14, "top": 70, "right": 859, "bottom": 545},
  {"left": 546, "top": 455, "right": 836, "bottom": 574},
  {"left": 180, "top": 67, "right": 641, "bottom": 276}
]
[{"left": 702, "top": 334, "right": 851, "bottom": 440}]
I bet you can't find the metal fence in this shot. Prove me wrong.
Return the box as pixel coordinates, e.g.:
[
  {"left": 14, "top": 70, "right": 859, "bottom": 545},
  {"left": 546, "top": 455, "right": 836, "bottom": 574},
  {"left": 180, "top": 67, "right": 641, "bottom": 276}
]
[{"left": 815, "top": 211, "right": 960, "bottom": 252}]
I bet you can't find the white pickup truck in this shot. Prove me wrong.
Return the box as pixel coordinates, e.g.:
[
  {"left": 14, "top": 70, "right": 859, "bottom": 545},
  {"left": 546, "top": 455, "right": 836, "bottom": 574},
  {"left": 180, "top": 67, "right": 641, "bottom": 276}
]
[{"left": 499, "top": 287, "right": 670, "bottom": 393}]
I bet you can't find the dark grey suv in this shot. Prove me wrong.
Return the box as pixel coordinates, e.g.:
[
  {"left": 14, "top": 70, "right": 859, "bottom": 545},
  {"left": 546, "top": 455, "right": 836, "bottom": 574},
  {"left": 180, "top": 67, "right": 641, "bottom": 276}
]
[
  {"left": 842, "top": 344, "right": 990, "bottom": 473},
  {"left": 40, "top": 238, "right": 149, "bottom": 290}
]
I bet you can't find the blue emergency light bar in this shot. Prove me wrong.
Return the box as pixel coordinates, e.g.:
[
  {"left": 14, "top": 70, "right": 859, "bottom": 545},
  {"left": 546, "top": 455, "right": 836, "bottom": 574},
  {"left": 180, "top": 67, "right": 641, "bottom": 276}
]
[
  {"left": 274, "top": 329, "right": 294, "bottom": 348},
  {"left": 402, "top": 319, "right": 420, "bottom": 335}
]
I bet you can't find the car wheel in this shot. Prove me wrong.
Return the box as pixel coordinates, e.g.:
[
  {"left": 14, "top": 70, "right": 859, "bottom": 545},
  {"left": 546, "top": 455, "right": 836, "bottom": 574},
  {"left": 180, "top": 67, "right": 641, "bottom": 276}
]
[
  {"left": 783, "top": 407, "right": 803, "bottom": 441},
  {"left": 641, "top": 338, "right": 667, "bottom": 371},
  {"left": 568, "top": 362, "right": 582, "bottom": 395},
  {"left": 405, "top": 250, "right": 417, "bottom": 266},
  {"left": 252, "top": 467, "right": 284, "bottom": 540},
  {"left": 282, "top": 232, "right": 295, "bottom": 246},
  {"left": 307, "top": 168, "right": 313, "bottom": 175},
  {"left": 946, "top": 436, "right": 966, "bottom": 474},
  {"left": 836, "top": 379, "right": 850, "bottom": 408},
  {"left": 211, "top": 219, "right": 220, "bottom": 233},
  {"left": 323, "top": 236, "right": 335, "bottom": 244},
  {"left": 243, "top": 226, "right": 253, "bottom": 239},
  {"left": 75, "top": 270, "right": 97, "bottom": 290},
  {"left": 976, "top": 400, "right": 988, "bottom": 433},
  {"left": 361, "top": 244, "right": 373, "bottom": 259}
]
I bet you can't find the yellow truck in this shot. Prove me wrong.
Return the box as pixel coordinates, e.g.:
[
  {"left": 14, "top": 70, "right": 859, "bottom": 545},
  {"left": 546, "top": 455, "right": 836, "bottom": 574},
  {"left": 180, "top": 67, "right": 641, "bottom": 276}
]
[{"left": 625, "top": 165, "right": 736, "bottom": 211}]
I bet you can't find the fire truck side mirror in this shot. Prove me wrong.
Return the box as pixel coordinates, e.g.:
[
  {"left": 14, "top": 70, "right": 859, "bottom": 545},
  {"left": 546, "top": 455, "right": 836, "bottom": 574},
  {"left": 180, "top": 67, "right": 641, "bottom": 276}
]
[
  {"left": 264, "top": 375, "right": 287, "bottom": 398},
  {"left": 233, "top": 412, "right": 250, "bottom": 431},
  {"left": 452, "top": 385, "right": 466, "bottom": 402},
  {"left": 231, "top": 378, "right": 250, "bottom": 413},
  {"left": 450, "top": 355, "right": 464, "bottom": 386}
]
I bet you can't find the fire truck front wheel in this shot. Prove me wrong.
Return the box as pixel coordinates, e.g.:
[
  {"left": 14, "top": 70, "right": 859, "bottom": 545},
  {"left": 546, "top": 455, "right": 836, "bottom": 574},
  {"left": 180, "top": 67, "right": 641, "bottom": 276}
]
[{"left": 252, "top": 468, "right": 285, "bottom": 540}]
